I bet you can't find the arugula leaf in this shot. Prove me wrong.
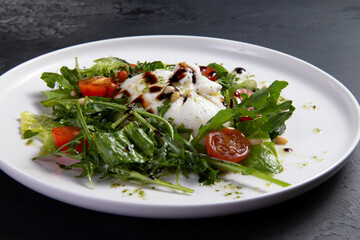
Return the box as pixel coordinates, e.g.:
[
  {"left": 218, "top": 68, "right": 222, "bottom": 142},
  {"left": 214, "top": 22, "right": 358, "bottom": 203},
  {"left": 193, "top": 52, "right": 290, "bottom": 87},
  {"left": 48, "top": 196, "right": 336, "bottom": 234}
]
[
  {"left": 261, "top": 111, "right": 293, "bottom": 133},
  {"left": 132, "top": 108, "right": 175, "bottom": 140},
  {"left": 41, "top": 98, "right": 79, "bottom": 109},
  {"left": 191, "top": 108, "right": 233, "bottom": 145},
  {"left": 242, "top": 142, "right": 282, "bottom": 174},
  {"left": 60, "top": 66, "right": 81, "bottom": 93},
  {"left": 94, "top": 130, "right": 148, "bottom": 167},
  {"left": 135, "top": 61, "right": 166, "bottom": 73},
  {"left": 269, "top": 124, "right": 286, "bottom": 140},
  {"left": 123, "top": 121, "right": 156, "bottom": 157},
  {"left": 207, "top": 63, "right": 229, "bottom": 79},
  {"left": 234, "top": 81, "right": 294, "bottom": 128},
  {"left": 238, "top": 87, "right": 269, "bottom": 110},
  {"left": 236, "top": 118, "right": 283, "bottom": 173},
  {"left": 236, "top": 118, "right": 269, "bottom": 139},
  {"left": 41, "top": 72, "right": 73, "bottom": 89},
  {"left": 268, "top": 80, "right": 288, "bottom": 104},
  {"left": 41, "top": 89, "right": 73, "bottom": 99},
  {"left": 208, "top": 63, "right": 240, "bottom": 96},
  {"left": 157, "top": 99, "right": 171, "bottom": 117},
  {"left": 87, "top": 99, "right": 128, "bottom": 112}
]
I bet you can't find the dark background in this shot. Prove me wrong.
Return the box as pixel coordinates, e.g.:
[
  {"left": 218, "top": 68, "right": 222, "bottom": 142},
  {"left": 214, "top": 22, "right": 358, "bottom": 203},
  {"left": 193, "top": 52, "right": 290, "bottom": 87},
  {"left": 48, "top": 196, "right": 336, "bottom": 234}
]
[{"left": 1, "top": 0, "right": 359, "bottom": 239}]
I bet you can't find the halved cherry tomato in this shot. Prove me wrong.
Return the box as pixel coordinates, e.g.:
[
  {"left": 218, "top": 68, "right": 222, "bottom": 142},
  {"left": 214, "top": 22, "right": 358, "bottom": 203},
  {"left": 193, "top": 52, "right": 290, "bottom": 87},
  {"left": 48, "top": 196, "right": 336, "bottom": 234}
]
[
  {"left": 52, "top": 126, "right": 85, "bottom": 153},
  {"left": 200, "top": 66, "right": 217, "bottom": 81},
  {"left": 117, "top": 70, "right": 129, "bottom": 83},
  {"left": 79, "top": 76, "right": 118, "bottom": 98},
  {"left": 206, "top": 127, "right": 250, "bottom": 163}
]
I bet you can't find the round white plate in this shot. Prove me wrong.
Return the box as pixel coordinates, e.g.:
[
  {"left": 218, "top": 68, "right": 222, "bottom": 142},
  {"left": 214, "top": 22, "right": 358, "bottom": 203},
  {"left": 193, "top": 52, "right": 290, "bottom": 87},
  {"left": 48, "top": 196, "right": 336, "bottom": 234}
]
[{"left": 0, "top": 36, "right": 359, "bottom": 218}]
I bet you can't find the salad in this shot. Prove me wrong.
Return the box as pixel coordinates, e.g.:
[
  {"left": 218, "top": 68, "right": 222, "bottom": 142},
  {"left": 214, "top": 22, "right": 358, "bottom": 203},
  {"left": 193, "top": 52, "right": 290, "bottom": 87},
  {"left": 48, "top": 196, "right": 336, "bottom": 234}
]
[{"left": 21, "top": 57, "right": 295, "bottom": 193}]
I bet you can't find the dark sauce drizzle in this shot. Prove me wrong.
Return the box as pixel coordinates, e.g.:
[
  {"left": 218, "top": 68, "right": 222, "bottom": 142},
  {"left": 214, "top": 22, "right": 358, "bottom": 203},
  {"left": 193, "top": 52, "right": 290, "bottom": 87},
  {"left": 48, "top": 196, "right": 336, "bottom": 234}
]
[
  {"left": 170, "top": 63, "right": 197, "bottom": 84},
  {"left": 156, "top": 89, "right": 177, "bottom": 101},
  {"left": 124, "top": 106, "right": 133, "bottom": 114},
  {"left": 170, "top": 68, "right": 186, "bottom": 83},
  {"left": 284, "top": 148, "right": 293, "bottom": 152},
  {"left": 131, "top": 95, "right": 148, "bottom": 109},
  {"left": 154, "top": 129, "right": 163, "bottom": 138},
  {"left": 191, "top": 71, "right": 196, "bottom": 84},
  {"left": 121, "top": 90, "right": 130, "bottom": 97},
  {"left": 149, "top": 86, "right": 162, "bottom": 93},
  {"left": 143, "top": 71, "right": 158, "bottom": 85},
  {"left": 234, "top": 67, "right": 246, "bottom": 74},
  {"left": 111, "top": 84, "right": 123, "bottom": 98}
]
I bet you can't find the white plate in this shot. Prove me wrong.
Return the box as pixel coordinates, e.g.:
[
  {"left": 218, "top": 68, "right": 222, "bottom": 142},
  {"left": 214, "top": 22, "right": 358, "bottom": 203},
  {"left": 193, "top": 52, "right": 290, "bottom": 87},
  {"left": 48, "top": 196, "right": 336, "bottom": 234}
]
[{"left": 0, "top": 36, "right": 359, "bottom": 218}]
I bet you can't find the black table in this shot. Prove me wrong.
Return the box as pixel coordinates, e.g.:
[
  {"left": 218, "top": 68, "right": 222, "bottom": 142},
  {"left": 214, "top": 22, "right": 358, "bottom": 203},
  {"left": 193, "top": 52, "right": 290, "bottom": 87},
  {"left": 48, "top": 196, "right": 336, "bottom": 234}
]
[{"left": 1, "top": 1, "right": 359, "bottom": 239}]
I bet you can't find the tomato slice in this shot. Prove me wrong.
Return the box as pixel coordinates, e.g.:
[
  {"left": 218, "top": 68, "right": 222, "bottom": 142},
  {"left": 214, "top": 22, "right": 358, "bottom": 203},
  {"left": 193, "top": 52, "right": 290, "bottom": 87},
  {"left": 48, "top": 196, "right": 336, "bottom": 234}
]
[
  {"left": 79, "top": 76, "right": 119, "bottom": 98},
  {"left": 206, "top": 127, "right": 250, "bottom": 163},
  {"left": 52, "top": 126, "right": 84, "bottom": 152},
  {"left": 239, "top": 116, "right": 254, "bottom": 122},
  {"left": 117, "top": 70, "right": 129, "bottom": 83},
  {"left": 233, "top": 88, "right": 253, "bottom": 103},
  {"left": 199, "top": 66, "right": 217, "bottom": 81}
]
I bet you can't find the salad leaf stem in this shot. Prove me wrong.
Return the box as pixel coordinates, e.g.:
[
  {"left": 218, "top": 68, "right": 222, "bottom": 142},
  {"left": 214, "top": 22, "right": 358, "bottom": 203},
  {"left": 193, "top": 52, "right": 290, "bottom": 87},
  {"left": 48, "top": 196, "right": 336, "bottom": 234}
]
[
  {"left": 202, "top": 155, "right": 290, "bottom": 187},
  {"left": 132, "top": 110, "right": 180, "bottom": 154},
  {"left": 32, "top": 148, "right": 82, "bottom": 162},
  {"left": 75, "top": 101, "right": 95, "bottom": 188},
  {"left": 76, "top": 101, "right": 93, "bottom": 141},
  {"left": 111, "top": 168, "right": 194, "bottom": 194},
  {"left": 90, "top": 100, "right": 128, "bottom": 112},
  {"left": 123, "top": 121, "right": 156, "bottom": 157},
  {"left": 111, "top": 112, "right": 131, "bottom": 129},
  {"left": 32, "top": 133, "right": 84, "bottom": 161},
  {"left": 132, "top": 109, "right": 174, "bottom": 140}
]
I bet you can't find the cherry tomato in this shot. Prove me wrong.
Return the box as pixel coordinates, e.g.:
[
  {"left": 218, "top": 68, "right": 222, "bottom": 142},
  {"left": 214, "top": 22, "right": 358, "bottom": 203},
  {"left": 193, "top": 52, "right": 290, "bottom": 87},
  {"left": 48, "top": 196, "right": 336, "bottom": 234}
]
[
  {"left": 52, "top": 126, "right": 84, "bottom": 153},
  {"left": 199, "top": 66, "right": 217, "bottom": 81},
  {"left": 117, "top": 70, "right": 129, "bottom": 83},
  {"left": 206, "top": 127, "right": 250, "bottom": 163},
  {"left": 79, "top": 76, "right": 118, "bottom": 98}
]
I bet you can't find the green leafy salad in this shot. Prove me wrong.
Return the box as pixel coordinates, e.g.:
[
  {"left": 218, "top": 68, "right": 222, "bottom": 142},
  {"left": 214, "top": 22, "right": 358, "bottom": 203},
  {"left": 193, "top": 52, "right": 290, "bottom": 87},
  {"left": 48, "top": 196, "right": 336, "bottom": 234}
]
[{"left": 21, "top": 57, "right": 295, "bottom": 193}]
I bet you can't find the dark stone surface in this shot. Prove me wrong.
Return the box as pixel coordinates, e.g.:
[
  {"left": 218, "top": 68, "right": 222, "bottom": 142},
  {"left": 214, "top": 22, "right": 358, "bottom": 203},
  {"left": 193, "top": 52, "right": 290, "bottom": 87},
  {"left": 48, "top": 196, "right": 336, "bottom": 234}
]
[{"left": 1, "top": 0, "right": 359, "bottom": 239}]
